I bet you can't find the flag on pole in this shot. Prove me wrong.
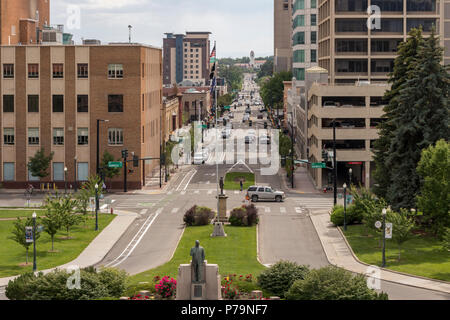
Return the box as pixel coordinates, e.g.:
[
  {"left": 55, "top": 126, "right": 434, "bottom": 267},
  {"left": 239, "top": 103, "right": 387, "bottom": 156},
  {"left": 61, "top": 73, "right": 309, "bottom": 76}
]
[
  {"left": 209, "top": 63, "right": 216, "bottom": 80},
  {"left": 210, "top": 77, "right": 216, "bottom": 94},
  {"left": 210, "top": 43, "right": 217, "bottom": 64}
]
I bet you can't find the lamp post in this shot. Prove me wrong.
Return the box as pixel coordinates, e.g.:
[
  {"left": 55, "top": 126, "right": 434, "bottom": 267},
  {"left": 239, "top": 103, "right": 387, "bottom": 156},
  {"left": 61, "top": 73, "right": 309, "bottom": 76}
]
[
  {"left": 64, "top": 166, "right": 68, "bottom": 194},
  {"left": 382, "top": 208, "right": 387, "bottom": 267},
  {"left": 96, "top": 119, "right": 110, "bottom": 178},
  {"left": 74, "top": 156, "right": 78, "bottom": 192},
  {"left": 95, "top": 184, "right": 99, "bottom": 231},
  {"left": 333, "top": 119, "right": 337, "bottom": 206},
  {"left": 349, "top": 168, "right": 353, "bottom": 186},
  {"left": 343, "top": 183, "right": 347, "bottom": 231},
  {"left": 32, "top": 211, "right": 37, "bottom": 272}
]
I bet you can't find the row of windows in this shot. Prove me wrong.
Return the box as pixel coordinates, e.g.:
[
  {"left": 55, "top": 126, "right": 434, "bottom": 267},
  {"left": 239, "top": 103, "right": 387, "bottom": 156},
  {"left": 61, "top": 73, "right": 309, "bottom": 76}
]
[
  {"left": 336, "top": 0, "right": 436, "bottom": 12},
  {"left": 293, "top": 49, "right": 317, "bottom": 63},
  {"left": 2, "top": 94, "right": 122, "bottom": 113},
  {"left": 293, "top": 31, "right": 317, "bottom": 45},
  {"left": 184, "top": 48, "right": 200, "bottom": 53},
  {"left": 293, "top": 14, "right": 316, "bottom": 28},
  {"left": 2, "top": 162, "right": 90, "bottom": 182},
  {"left": 1, "top": 63, "right": 124, "bottom": 79},
  {"left": 293, "top": 0, "right": 317, "bottom": 11}
]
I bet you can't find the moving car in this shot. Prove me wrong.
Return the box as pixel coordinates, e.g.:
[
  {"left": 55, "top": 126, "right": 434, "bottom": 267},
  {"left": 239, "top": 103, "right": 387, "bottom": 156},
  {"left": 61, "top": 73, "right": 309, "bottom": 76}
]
[
  {"left": 193, "top": 148, "right": 209, "bottom": 164},
  {"left": 247, "top": 186, "right": 285, "bottom": 202}
]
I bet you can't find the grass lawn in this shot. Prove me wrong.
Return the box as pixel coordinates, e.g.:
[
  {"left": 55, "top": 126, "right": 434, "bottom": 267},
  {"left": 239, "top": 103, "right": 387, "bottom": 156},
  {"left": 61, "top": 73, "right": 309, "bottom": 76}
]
[
  {"left": 224, "top": 172, "right": 255, "bottom": 191},
  {"left": 128, "top": 225, "right": 266, "bottom": 285},
  {"left": 0, "top": 214, "right": 115, "bottom": 278},
  {"left": 343, "top": 224, "right": 450, "bottom": 282},
  {"left": 0, "top": 209, "right": 46, "bottom": 219}
]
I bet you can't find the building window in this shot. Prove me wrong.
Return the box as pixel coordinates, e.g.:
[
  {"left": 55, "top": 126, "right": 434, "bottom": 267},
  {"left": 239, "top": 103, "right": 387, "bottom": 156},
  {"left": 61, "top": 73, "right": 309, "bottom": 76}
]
[
  {"left": 311, "top": 14, "right": 317, "bottom": 26},
  {"left": 53, "top": 128, "right": 64, "bottom": 145},
  {"left": 294, "top": 0, "right": 305, "bottom": 11},
  {"left": 293, "top": 32, "right": 305, "bottom": 45},
  {"left": 3, "top": 95, "right": 14, "bottom": 112},
  {"left": 3, "top": 128, "right": 14, "bottom": 145},
  {"left": 53, "top": 163, "right": 65, "bottom": 181},
  {"left": 293, "top": 68, "right": 305, "bottom": 81},
  {"left": 53, "top": 63, "right": 64, "bottom": 78},
  {"left": 77, "top": 95, "right": 88, "bottom": 112},
  {"left": 108, "top": 128, "right": 124, "bottom": 145},
  {"left": 293, "top": 50, "right": 305, "bottom": 63},
  {"left": 3, "top": 64, "right": 14, "bottom": 79},
  {"left": 293, "top": 15, "right": 305, "bottom": 28},
  {"left": 3, "top": 163, "right": 14, "bottom": 181},
  {"left": 77, "top": 128, "right": 89, "bottom": 145},
  {"left": 28, "top": 95, "right": 39, "bottom": 112},
  {"left": 77, "top": 162, "right": 89, "bottom": 181},
  {"left": 28, "top": 128, "right": 39, "bottom": 145},
  {"left": 52, "top": 95, "right": 64, "bottom": 112},
  {"left": 108, "top": 64, "right": 124, "bottom": 79},
  {"left": 28, "top": 64, "right": 39, "bottom": 78},
  {"left": 311, "top": 0, "right": 317, "bottom": 8},
  {"left": 108, "top": 95, "right": 124, "bottom": 112},
  {"left": 311, "top": 31, "right": 317, "bottom": 44},
  {"left": 311, "top": 49, "right": 317, "bottom": 63},
  {"left": 77, "top": 64, "right": 88, "bottom": 78},
  {"left": 142, "top": 126, "right": 145, "bottom": 143}
]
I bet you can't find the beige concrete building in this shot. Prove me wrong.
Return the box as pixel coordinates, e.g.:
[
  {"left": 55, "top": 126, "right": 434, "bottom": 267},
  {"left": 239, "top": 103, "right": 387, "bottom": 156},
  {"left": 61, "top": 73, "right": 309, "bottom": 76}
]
[
  {"left": 318, "top": 0, "right": 449, "bottom": 83},
  {"left": 274, "top": 0, "right": 293, "bottom": 72},
  {"left": 0, "top": 44, "right": 162, "bottom": 190},
  {"left": 179, "top": 87, "right": 211, "bottom": 123},
  {"left": 162, "top": 90, "right": 181, "bottom": 142},
  {"left": 307, "top": 80, "right": 390, "bottom": 189}
]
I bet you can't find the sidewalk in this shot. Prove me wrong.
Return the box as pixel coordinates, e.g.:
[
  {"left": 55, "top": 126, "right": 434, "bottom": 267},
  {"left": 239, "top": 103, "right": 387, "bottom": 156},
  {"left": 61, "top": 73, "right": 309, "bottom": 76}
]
[
  {"left": 310, "top": 211, "right": 450, "bottom": 294},
  {"left": 280, "top": 166, "right": 321, "bottom": 194},
  {"left": 0, "top": 209, "right": 138, "bottom": 288}
]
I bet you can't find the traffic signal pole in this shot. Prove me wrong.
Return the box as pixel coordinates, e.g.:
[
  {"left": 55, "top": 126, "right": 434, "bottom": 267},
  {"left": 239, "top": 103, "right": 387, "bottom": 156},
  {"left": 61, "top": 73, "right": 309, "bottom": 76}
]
[{"left": 333, "top": 119, "right": 337, "bottom": 206}]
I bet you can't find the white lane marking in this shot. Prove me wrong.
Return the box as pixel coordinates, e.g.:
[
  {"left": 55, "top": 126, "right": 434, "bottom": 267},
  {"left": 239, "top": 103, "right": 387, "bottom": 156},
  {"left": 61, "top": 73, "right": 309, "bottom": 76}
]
[
  {"left": 280, "top": 207, "right": 286, "bottom": 213},
  {"left": 265, "top": 207, "right": 271, "bottom": 213},
  {"left": 295, "top": 207, "right": 303, "bottom": 214},
  {"left": 167, "top": 191, "right": 173, "bottom": 195},
  {"left": 194, "top": 190, "right": 200, "bottom": 194},
  {"left": 172, "top": 208, "right": 179, "bottom": 213},
  {"left": 139, "top": 209, "right": 148, "bottom": 216},
  {"left": 104, "top": 207, "right": 163, "bottom": 268},
  {"left": 181, "top": 191, "right": 186, "bottom": 195},
  {"left": 208, "top": 190, "right": 213, "bottom": 195},
  {"left": 234, "top": 191, "right": 239, "bottom": 194},
  {"left": 176, "top": 169, "right": 197, "bottom": 191},
  {"left": 100, "top": 204, "right": 108, "bottom": 210},
  {"left": 183, "top": 169, "right": 197, "bottom": 191}
]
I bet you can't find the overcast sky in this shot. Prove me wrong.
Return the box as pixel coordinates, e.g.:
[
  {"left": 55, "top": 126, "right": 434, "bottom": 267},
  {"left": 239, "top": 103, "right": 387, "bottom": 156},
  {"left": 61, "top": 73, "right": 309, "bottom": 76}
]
[{"left": 50, "top": 0, "right": 274, "bottom": 58}]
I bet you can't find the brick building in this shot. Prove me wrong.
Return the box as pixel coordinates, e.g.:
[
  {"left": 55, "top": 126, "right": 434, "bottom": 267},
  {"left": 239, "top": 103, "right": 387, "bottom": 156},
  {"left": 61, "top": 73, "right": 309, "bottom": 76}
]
[
  {"left": 0, "top": 44, "right": 162, "bottom": 190},
  {"left": 0, "top": 0, "right": 50, "bottom": 45}
]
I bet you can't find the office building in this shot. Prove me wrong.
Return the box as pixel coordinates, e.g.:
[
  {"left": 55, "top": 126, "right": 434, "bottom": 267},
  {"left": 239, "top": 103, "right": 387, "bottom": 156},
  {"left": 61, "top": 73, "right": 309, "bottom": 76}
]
[
  {"left": 163, "top": 32, "right": 211, "bottom": 86},
  {"left": 274, "top": 0, "right": 293, "bottom": 72},
  {"left": 0, "top": 44, "right": 162, "bottom": 190}
]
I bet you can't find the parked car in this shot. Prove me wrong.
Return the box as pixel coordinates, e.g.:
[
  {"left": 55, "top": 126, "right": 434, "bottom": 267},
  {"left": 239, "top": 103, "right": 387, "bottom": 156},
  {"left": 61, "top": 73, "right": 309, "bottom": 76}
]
[{"left": 247, "top": 186, "right": 285, "bottom": 202}]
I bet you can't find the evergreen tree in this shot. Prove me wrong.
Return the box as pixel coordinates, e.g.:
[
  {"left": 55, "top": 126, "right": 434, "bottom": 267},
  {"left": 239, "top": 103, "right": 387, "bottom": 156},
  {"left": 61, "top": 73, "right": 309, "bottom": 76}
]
[
  {"left": 386, "top": 28, "right": 449, "bottom": 211},
  {"left": 373, "top": 28, "right": 423, "bottom": 199},
  {"left": 100, "top": 151, "right": 121, "bottom": 183},
  {"left": 27, "top": 148, "right": 54, "bottom": 179}
]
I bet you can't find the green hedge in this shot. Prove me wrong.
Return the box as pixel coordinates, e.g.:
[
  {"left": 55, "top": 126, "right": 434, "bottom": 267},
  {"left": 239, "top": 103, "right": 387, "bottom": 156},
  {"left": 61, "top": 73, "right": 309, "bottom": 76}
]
[{"left": 330, "top": 205, "right": 363, "bottom": 227}]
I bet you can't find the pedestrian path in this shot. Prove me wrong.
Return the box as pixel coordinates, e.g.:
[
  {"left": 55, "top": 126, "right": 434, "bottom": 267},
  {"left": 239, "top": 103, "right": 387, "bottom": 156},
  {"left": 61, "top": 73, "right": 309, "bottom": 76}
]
[{"left": 292, "top": 196, "right": 334, "bottom": 211}]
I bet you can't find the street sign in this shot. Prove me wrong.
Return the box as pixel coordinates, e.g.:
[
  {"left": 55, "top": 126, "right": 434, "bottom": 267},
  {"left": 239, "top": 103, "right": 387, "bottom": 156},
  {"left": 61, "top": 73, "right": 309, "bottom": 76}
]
[
  {"left": 294, "top": 160, "right": 308, "bottom": 164},
  {"left": 25, "top": 226, "right": 33, "bottom": 243},
  {"left": 312, "top": 163, "right": 326, "bottom": 169},
  {"left": 346, "top": 195, "right": 353, "bottom": 205},
  {"left": 375, "top": 221, "right": 382, "bottom": 229},
  {"left": 108, "top": 161, "right": 123, "bottom": 169},
  {"left": 385, "top": 223, "right": 393, "bottom": 239}
]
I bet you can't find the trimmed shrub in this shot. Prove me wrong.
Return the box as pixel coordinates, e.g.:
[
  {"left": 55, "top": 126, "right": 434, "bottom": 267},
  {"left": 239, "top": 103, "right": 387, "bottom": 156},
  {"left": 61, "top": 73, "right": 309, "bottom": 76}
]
[
  {"left": 330, "top": 205, "right": 360, "bottom": 226},
  {"left": 229, "top": 207, "right": 247, "bottom": 226},
  {"left": 243, "top": 204, "right": 259, "bottom": 226},
  {"left": 256, "top": 261, "right": 309, "bottom": 298},
  {"left": 183, "top": 205, "right": 196, "bottom": 226},
  {"left": 285, "top": 266, "right": 389, "bottom": 300},
  {"left": 97, "top": 268, "right": 128, "bottom": 298},
  {"left": 195, "top": 206, "right": 214, "bottom": 226}
]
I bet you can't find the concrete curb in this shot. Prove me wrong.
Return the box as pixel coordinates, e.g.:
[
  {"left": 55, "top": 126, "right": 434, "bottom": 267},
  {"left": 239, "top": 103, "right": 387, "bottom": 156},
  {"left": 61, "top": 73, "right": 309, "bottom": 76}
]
[
  {"left": 310, "top": 210, "right": 450, "bottom": 294},
  {"left": 0, "top": 209, "right": 138, "bottom": 288}
]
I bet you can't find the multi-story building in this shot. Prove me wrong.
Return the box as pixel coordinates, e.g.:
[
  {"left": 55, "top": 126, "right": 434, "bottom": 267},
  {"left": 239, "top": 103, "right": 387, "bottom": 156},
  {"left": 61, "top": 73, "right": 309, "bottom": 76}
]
[
  {"left": 274, "top": 0, "right": 293, "bottom": 72},
  {"left": 292, "top": 0, "right": 319, "bottom": 83},
  {"left": 0, "top": 0, "right": 50, "bottom": 45},
  {"left": 318, "top": 0, "right": 449, "bottom": 84},
  {"left": 307, "top": 75, "right": 389, "bottom": 189},
  {"left": 0, "top": 44, "right": 162, "bottom": 190},
  {"left": 178, "top": 87, "right": 211, "bottom": 123},
  {"left": 162, "top": 87, "right": 181, "bottom": 142},
  {"left": 163, "top": 32, "right": 211, "bottom": 86}
]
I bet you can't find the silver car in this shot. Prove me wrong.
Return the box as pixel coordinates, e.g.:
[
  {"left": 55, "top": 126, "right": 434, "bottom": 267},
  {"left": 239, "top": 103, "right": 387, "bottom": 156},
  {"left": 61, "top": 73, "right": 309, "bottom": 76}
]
[{"left": 247, "top": 186, "right": 285, "bottom": 202}]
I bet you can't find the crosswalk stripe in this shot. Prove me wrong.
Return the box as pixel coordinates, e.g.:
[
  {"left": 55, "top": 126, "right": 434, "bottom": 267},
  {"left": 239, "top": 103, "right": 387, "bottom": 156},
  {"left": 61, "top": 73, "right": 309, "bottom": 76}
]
[
  {"left": 181, "top": 191, "right": 186, "bottom": 195},
  {"left": 234, "top": 191, "right": 240, "bottom": 194},
  {"left": 172, "top": 208, "right": 179, "bottom": 213},
  {"left": 208, "top": 190, "right": 213, "bottom": 195},
  {"left": 295, "top": 207, "right": 303, "bottom": 214},
  {"left": 280, "top": 207, "right": 286, "bottom": 213},
  {"left": 140, "top": 209, "right": 148, "bottom": 215},
  {"left": 168, "top": 191, "right": 173, "bottom": 195},
  {"left": 265, "top": 207, "right": 271, "bottom": 213},
  {"left": 194, "top": 190, "right": 200, "bottom": 194}
]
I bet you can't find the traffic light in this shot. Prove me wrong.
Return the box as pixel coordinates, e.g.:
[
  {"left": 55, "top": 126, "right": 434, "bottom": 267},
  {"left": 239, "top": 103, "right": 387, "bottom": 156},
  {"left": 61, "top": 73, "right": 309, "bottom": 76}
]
[
  {"left": 264, "top": 122, "right": 268, "bottom": 129},
  {"left": 122, "top": 149, "right": 129, "bottom": 159},
  {"left": 249, "top": 120, "right": 253, "bottom": 127},
  {"left": 133, "top": 155, "right": 139, "bottom": 168},
  {"left": 322, "top": 150, "right": 328, "bottom": 162}
]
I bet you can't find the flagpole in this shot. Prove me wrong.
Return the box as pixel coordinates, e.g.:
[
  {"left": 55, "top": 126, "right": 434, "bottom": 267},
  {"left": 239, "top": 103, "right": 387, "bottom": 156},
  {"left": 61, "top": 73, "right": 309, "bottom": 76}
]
[{"left": 214, "top": 41, "right": 220, "bottom": 221}]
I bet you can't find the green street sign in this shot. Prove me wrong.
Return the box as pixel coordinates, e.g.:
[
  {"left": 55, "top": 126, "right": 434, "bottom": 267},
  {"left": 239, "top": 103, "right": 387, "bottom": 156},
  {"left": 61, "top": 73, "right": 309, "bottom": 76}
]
[
  {"left": 108, "top": 161, "right": 123, "bottom": 169},
  {"left": 312, "top": 163, "right": 326, "bottom": 169},
  {"left": 224, "top": 106, "right": 231, "bottom": 110}
]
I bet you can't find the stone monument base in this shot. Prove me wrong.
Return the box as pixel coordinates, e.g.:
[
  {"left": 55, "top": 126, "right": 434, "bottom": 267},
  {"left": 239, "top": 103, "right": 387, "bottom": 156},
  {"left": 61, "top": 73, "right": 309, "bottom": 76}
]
[
  {"left": 176, "top": 261, "right": 222, "bottom": 300},
  {"left": 216, "top": 194, "right": 229, "bottom": 222},
  {"left": 211, "top": 222, "right": 227, "bottom": 237}
]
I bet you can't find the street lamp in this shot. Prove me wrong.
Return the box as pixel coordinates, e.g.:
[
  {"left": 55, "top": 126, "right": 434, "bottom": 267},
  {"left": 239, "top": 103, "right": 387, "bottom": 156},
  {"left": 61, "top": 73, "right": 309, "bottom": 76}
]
[
  {"left": 349, "top": 168, "right": 353, "bottom": 186},
  {"left": 32, "top": 211, "right": 37, "bottom": 272},
  {"left": 95, "top": 184, "right": 99, "bottom": 231},
  {"left": 332, "top": 119, "right": 337, "bottom": 206},
  {"left": 64, "top": 167, "right": 68, "bottom": 194},
  {"left": 74, "top": 156, "right": 78, "bottom": 192},
  {"left": 382, "top": 208, "right": 387, "bottom": 267},
  {"left": 96, "top": 119, "right": 110, "bottom": 178},
  {"left": 343, "top": 183, "right": 348, "bottom": 231}
]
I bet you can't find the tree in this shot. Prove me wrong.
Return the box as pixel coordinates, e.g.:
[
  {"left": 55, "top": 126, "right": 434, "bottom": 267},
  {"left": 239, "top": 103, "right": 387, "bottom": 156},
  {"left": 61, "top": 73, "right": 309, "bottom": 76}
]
[
  {"left": 100, "top": 151, "right": 121, "bottom": 183},
  {"left": 443, "top": 228, "right": 450, "bottom": 251},
  {"left": 41, "top": 197, "right": 63, "bottom": 251},
  {"left": 27, "top": 148, "right": 54, "bottom": 179},
  {"left": 217, "top": 65, "right": 244, "bottom": 92},
  {"left": 260, "top": 71, "right": 292, "bottom": 111},
  {"left": 47, "top": 194, "right": 82, "bottom": 239},
  {"left": 373, "top": 28, "right": 423, "bottom": 200},
  {"left": 388, "top": 209, "right": 415, "bottom": 261},
  {"left": 257, "top": 60, "right": 273, "bottom": 79},
  {"left": 376, "top": 28, "right": 449, "bottom": 211},
  {"left": 8, "top": 217, "right": 41, "bottom": 264},
  {"left": 416, "top": 139, "right": 450, "bottom": 237}
]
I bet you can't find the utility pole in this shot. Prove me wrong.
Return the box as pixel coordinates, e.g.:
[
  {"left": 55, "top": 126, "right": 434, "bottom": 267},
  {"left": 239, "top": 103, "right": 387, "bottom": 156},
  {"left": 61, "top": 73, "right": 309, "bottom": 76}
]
[{"left": 333, "top": 119, "right": 337, "bottom": 206}]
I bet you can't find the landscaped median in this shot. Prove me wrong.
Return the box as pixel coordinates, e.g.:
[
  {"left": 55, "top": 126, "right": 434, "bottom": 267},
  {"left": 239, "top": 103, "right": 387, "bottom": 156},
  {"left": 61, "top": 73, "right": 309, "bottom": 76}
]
[{"left": 223, "top": 172, "right": 255, "bottom": 190}]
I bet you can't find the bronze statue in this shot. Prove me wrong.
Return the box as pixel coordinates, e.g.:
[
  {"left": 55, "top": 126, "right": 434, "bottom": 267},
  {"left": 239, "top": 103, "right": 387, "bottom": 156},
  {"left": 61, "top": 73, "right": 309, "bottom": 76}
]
[
  {"left": 190, "top": 240, "right": 205, "bottom": 282},
  {"left": 219, "top": 177, "right": 224, "bottom": 195}
]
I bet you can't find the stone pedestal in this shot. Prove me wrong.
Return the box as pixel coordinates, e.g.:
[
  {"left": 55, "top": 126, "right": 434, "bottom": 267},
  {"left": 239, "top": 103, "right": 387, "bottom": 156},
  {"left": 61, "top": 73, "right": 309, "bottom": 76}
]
[
  {"left": 176, "top": 261, "right": 222, "bottom": 300},
  {"left": 216, "top": 194, "right": 229, "bottom": 222},
  {"left": 211, "top": 221, "right": 227, "bottom": 237}
]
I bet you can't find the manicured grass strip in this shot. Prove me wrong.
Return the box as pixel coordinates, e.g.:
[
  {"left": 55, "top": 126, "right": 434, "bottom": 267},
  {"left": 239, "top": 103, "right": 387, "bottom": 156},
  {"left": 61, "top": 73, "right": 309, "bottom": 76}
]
[
  {"left": 0, "top": 210, "right": 46, "bottom": 219},
  {"left": 342, "top": 224, "right": 450, "bottom": 282},
  {"left": 224, "top": 172, "right": 255, "bottom": 190},
  {"left": 128, "top": 225, "right": 266, "bottom": 285},
  {"left": 0, "top": 214, "right": 115, "bottom": 278}
]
